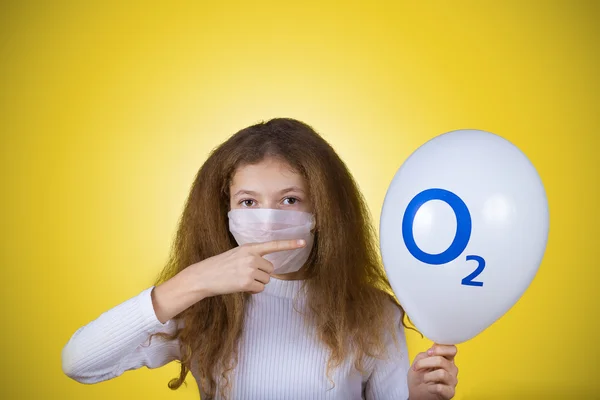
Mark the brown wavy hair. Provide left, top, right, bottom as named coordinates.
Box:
left=149, top=117, right=418, bottom=399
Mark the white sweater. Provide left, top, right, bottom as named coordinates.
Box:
left=62, top=277, right=410, bottom=399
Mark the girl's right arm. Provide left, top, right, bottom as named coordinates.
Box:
left=61, top=283, right=189, bottom=384
left=61, top=265, right=207, bottom=383
left=61, top=239, right=305, bottom=383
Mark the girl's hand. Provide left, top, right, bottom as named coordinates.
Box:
left=189, top=239, right=306, bottom=297
left=152, top=239, right=306, bottom=324
left=407, top=344, right=458, bottom=400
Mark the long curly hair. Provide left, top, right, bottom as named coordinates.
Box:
left=149, top=117, right=418, bottom=398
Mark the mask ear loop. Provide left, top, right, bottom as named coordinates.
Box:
left=309, top=212, right=317, bottom=235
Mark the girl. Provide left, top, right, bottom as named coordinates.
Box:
left=62, top=118, right=459, bottom=399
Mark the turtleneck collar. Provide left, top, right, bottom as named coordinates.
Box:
left=261, top=276, right=306, bottom=298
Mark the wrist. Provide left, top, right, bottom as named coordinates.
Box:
left=407, top=386, right=421, bottom=400
left=151, top=268, right=207, bottom=323
left=182, top=263, right=211, bottom=301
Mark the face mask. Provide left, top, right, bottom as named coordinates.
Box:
left=227, top=208, right=316, bottom=274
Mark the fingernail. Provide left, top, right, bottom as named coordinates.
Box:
left=297, top=239, right=306, bottom=246
left=427, top=348, right=433, bottom=356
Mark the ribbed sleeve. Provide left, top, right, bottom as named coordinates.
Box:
left=364, top=304, right=410, bottom=400
left=61, top=286, right=180, bottom=384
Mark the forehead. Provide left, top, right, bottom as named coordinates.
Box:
left=230, top=157, right=306, bottom=189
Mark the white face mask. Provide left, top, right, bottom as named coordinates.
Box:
left=227, top=208, right=316, bottom=274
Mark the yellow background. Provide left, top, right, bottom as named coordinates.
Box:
left=1, top=1, right=598, bottom=399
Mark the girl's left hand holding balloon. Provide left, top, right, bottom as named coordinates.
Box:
left=407, top=344, right=459, bottom=400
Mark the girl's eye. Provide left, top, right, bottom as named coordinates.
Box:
left=241, top=199, right=256, bottom=207
left=283, top=197, right=299, bottom=205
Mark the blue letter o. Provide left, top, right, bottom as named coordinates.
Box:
left=402, top=188, right=472, bottom=265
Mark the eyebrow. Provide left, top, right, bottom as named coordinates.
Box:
left=279, top=186, right=305, bottom=195
left=232, top=186, right=305, bottom=198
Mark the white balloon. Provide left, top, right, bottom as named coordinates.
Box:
left=380, top=129, right=549, bottom=344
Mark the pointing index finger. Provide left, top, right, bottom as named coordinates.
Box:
left=248, top=239, right=306, bottom=256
